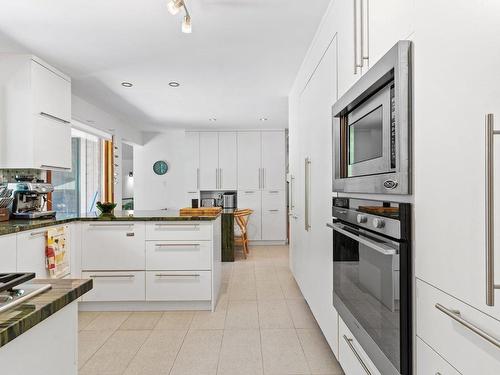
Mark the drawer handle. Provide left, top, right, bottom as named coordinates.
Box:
left=30, top=230, right=47, bottom=237
left=155, top=244, right=200, bottom=248
left=155, top=224, right=200, bottom=229
left=89, top=274, right=135, bottom=279
left=155, top=273, right=200, bottom=278
left=269, top=209, right=279, bottom=212
left=435, top=303, right=500, bottom=349
left=88, top=223, right=134, bottom=227
left=268, top=191, right=279, bottom=194
left=244, top=191, right=255, bottom=194
left=342, top=335, right=372, bottom=375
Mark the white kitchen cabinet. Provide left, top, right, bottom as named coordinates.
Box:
left=146, top=241, right=211, bottom=271
left=414, top=0, right=500, bottom=320
left=146, top=271, right=212, bottom=301
left=416, top=338, right=461, bottom=375
left=237, top=132, right=262, bottom=190
left=261, top=131, right=286, bottom=190
left=185, top=131, right=200, bottom=192
left=81, top=222, right=145, bottom=270
left=0, top=55, right=71, bottom=170
left=261, top=190, right=286, bottom=241
left=367, top=0, right=415, bottom=67
left=82, top=271, right=145, bottom=302
left=0, top=234, right=17, bottom=273
left=416, top=279, right=500, bottom=374
left=16, top=228, right=52, bottom=278
left=237, top=190, right=262, bottom=241
left=146, top=222, right=211, bottom=241
left=199, top=132, right=219, bottom=190
left=218, top=132, right=238, bottom=190
left=339, top=317, right=381, bottom=375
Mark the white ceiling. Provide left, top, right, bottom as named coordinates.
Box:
left=0, top=0, right=330, bottom=130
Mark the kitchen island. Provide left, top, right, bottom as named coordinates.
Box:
left=0, top=278, right=92, bottom=375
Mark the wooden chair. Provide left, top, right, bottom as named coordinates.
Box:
left=234, top=209, right=253, bottom=259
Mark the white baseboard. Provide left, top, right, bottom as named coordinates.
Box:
left=78, top=300, right=212, bottom=312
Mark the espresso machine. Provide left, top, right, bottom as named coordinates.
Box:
left=7, top=181, right=56, bottom=219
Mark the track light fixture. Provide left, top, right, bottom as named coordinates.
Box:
left=167, top=0, right=192, bottom=34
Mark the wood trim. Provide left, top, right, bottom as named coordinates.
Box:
left=103, top=140, right=114, bottom=203
left=46, top=171, right=52, bottom=211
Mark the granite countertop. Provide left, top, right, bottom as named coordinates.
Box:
left=0, top=209, right=222, bottom=236
left=0, top=278, right=92, bottom=348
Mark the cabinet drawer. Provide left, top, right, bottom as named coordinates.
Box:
left=82, top=222, right=145, bottom=270
left=146, top=271, right=211, bottom=301
left=416, top=338, right=460, bottom=375
left=82, top=271, right=145, bottom=302
left=339, top=318, right=381, bottom=375
left=262, top=190, right=285, bottom=210
left=146, top=222, right=211, bottom=241
left=146, top=241, right=211, bottom=271
left=416, top=279, right=500, bottom=374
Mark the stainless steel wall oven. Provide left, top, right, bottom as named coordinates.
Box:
left=328, top=197, right=411, bottom=375
left=332, top=41, right=411, bottom=194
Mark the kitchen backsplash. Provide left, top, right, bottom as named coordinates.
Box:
left=0, top=169, right=47, bottom=184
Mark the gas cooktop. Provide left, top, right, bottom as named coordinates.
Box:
left=0, top=273, right=51, bottom=313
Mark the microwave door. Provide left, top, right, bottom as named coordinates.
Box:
left=347, top=84, right=392, bottom=178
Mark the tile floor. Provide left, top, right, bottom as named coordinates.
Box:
left=78, top=245, right=344, bottom=375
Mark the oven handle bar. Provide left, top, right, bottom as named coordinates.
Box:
left=326, top=222, right=396, bottom=256
left=342, top=335, right=372, bottom=375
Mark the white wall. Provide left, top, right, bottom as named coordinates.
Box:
left=134, top=131, right=186, bottom=210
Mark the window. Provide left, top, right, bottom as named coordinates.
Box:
left=52, top=125, right=110, bottom=215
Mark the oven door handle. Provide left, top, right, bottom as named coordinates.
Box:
left=326, top=222, right=396, bottom=256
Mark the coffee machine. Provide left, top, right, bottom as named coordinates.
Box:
left=8, top=181, right=56, bottom=219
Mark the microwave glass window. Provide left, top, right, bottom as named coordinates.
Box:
left=349, top=106, right=383, bottom=164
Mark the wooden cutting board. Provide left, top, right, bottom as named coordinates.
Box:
left=179, top=207, right=222, bottom=217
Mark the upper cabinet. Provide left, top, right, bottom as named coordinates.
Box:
left=237, top=132, right=262, bottom=190
left=185, top=131, right=200, bottom=192
left=199, top=132, right=219, bottom=190
left=261, top=131, right=286, bottom=190
left=218, top=132, right=238, bottom=190
left=0, top=55, right=72, bottom=170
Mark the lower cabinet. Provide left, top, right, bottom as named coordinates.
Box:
left=416, top=337, right=460, bottom=375
left=237, top=190, right=262, bottom=240
left=81, top=271, right=145, bottom=302
left=0, top=234, right=17, bottom=273
left=146, top=271, right=212, bottom=301
left=338, top=318, right=381, bottom=375
left=146, top=241, right=211, bottom=270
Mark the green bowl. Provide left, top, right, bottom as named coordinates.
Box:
left=96, top=202, right=117, bottom=214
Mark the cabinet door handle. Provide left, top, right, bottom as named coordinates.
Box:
left=342, top=335, right=372, bottom=375
left=40, top=111, right=70, bottom=124
left=30, top=230, right=47, bottom=237
left=220, top=168, right=223, bottom=189
left=40, top=164, right=71, bottom=171
left=289, top=175, right=295, bottom=211
left=361, top=0, right=369, bottom=65
left=305, top=157, right=311, bottom=231
left=262, top=168, right=266, bottom=189
left=353, top=0, right=363, bottom=73
left=435, top=303, right=500, bottom=349
left=485, top=113, right=500, bottom=306
left=197, top=168, right=200, bottom=190
left=244, top=191, right=255, bottom=194
left=269, top=209, right=279, bottom=212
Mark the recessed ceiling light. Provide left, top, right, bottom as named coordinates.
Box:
left=169, top=81, right=180, bottom=87
left=121, top=82, right=133, bottom=88
left=259, top=117, right=268, bottom=121
left=209, top=118, right=217, bottom=122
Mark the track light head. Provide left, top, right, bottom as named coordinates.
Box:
left=182, top=15, right=192, bottom=33
left=167, top=0, right=183, bottom=15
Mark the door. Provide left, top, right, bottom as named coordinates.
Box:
left=218, top=132, right=238, bottom=190
left=414, top=0, right=500, bottom=319
left=199, top=132, right=219, bottom=190
left=237, top=190, right=262, bottom=240
left=185, top=132, right=199, bottom=192
left=367, top=0, right=415, bottom=67
left=261, top=131, right=286, bottom=190
left=237, top=132, right=261, bottom=190
left=33, top=114, right=71, bottom=170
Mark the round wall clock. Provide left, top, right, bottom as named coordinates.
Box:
left=153, top=160, right=168, bottom=175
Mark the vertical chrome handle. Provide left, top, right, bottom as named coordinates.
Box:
left=215, top=168, right=219, bottom=189
left=305, top=157, right=311, bottom=231
left=485, top=113, right=500, bottom=306
left=262, top=168, right=265, bottom=189
left=342, top=335, right=371, bottom=375
left=289, top=175, right=295, bottom=211
left=196, top=168, right=200, bottom=190
left=353, top=0, right=363, bottom=73
left=361, top=0, right=369, bottom=66
left=220, top=168, right=223, bottom=189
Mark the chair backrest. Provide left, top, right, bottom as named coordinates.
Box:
left=234, top=209, right=253, bottom=234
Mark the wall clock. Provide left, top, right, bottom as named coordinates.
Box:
left=153, top=160, right=169, bottom=175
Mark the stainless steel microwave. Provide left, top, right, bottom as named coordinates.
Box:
left=332, top=41, right=411, bottom=195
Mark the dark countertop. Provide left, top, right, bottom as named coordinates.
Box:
left=0, top=209, right=221, bottom=236
left=0, top=278, right=93, bottom=348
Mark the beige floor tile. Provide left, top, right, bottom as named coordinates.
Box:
left=155, top=311, right=194, bottom=330
left=261, top=329, right=310, bottom=375
left=83, top=311, right=131, bottom=331
left=281, top=279, right=305, bottom=300
left=225, top=300, right=259, bottom=329
left=287, top=300, right=319, bottom=329
left=256, top=279, right=285, bottom=300
left=218, top=329, right=263, bottom=375
left=297, top=329, right=343, bottom=374
left=78, top=311, right=100, bottom=331
left=170, top=329, right=223, bottom=375
left=229, top=283, right=257, bottom=301
left=190, top=308, right=227, bottom=330
left=119, top=312, right=162, bottom=330
left=123, top=329, right=186, bottom=375
left=258, top=300, right=294, bottom=329
left=79, top=330, right=150, bottom=375
left=78, top=330, right=114, bottom=369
